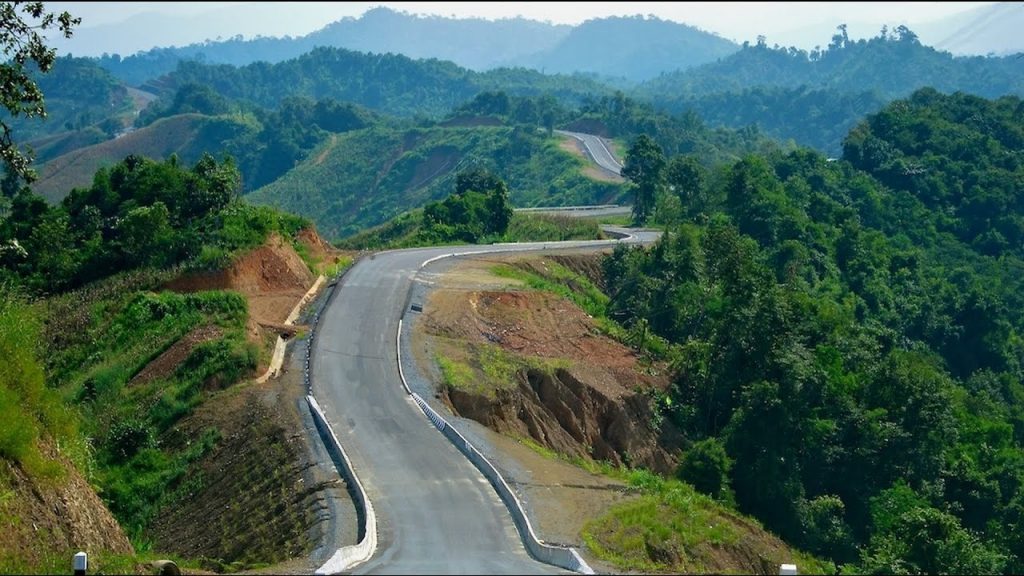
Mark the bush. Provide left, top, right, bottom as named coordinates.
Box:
left=677, top=437, right=732, bottom=501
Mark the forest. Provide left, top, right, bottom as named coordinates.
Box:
left=608, top=89, right=1024, bottom=572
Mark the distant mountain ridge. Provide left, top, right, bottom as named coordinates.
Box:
left=512, top=14, right=737, bottom=82
left=916, top=2, right=1024, bottom=57
left=94, top=6, right=738, bottom=86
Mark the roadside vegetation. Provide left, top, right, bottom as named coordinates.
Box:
left=1, top=152, right=321, bottom=567
left=337, top=168, right=605, bottom=250
left=602, top=90, right=1024, bottom=573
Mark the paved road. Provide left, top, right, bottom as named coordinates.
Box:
left=554, top=130, right=624, bottom=175
left=516, top=205, right=632, bottom=219
left=311, top=232, right=657, bottom=574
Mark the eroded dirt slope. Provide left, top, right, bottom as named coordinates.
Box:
left=129, top=229, right=351, bottom=570
left=423, top=287, right=682, bottom=474
left=0, top=442, right=133, bottom=572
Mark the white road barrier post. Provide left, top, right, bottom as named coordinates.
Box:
left=73, top=552, right=87, bottom=576
left=779, top=563, right=798, bottom=575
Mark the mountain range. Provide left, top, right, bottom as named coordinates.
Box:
left=93, top=6, right=740, bottom=86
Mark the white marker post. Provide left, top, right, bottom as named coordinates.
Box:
left=779, top=563, right=798, bottom=575
left=73, top=551, right=87, bottom=576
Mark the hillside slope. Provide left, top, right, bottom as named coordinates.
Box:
left=408, top=252, right=826, bottom=574
left=32, top=114, right=257, bottom=202
left=1, top=441, right=133, bottom=574
left=247, top=124, right=626, bottom=240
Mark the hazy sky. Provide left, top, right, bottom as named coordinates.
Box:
left=46, top=2, right=995, bottom=56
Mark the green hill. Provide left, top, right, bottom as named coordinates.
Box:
left=142, top=47, right=612, bottom=120
left=637, top=29, right=1024, bottom=154
left=246, top=124, right=626, bottom=240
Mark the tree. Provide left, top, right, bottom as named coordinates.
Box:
left=666, top=155, right=706, bottom=219
left=0, top=2, right=80, bottom=182
left=422, top=168, right=512, bottom=243
left=622, top=134, right=665, bottom=226
left=677, top=437, right=733, bottom=500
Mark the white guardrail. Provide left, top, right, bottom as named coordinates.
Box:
left=514, top=204, right=622, bottom=212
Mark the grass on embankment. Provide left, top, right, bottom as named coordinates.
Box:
left=582, top=469, right=830, bottom=574
left=44, top=279, right=257, bottom=544
left=435, top=338, right=567, bottom=399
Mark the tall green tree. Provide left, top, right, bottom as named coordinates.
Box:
left=666, top=154, right=707, bottom=220
left=622, top=134, right=666, bottom=225
left=0, top=2, right=80, bottom=182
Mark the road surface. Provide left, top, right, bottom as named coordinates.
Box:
left=554, top=130, right=624, bottom=176
left=311, top=232, right=657, bottom=574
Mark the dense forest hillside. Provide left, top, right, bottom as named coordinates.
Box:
left=603, top=89, right=1024, bottom=573
left=0, top=153, right=331, bottom=570
left=1, top=57, right=133, bottom=143
left=137, top=47, right=611, bottom=120
left=246, top=88, right=784, bottom=240
left=642, top=27, right=1024, bottom=100
left=31, top=114, right=257, bottom=202
left=643, top=28, right=1024, bottom=154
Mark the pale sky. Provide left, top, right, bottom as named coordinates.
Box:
left=46, top=2, right=996, bottom=56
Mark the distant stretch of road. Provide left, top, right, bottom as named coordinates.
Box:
left=515, top=205, right=632, bottom=219
left=311, top=231, right=656, bottom=574
left=554, top=129, right=624, bottom=176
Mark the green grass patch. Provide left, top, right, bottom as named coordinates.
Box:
left=435, top=339, right=567, bottom=399
left=588, top=213, right=632, bottom=227
left=491, top=261, right=609, bottom=319
left=582, top=469, right=831, bottom=574
left=436, top=355, right=476, bottom=393
left=503, top=212, right=603, bottom=242
left=323, top=255, right=354, bottom=278
left=0, top=287, right=78, bottom=482
left=39, top=285, right=256, bottom=540
left=517, top=435, right=621, bottom=477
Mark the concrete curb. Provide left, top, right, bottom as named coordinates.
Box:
left=398, top=253, right=595, bottom=575
left=298, top=260, right=379, bottom=575
left=308, top=395, right=378, bottom=575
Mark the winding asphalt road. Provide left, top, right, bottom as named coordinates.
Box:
left=554, top=130, right=624, bottom=175
left=311, top=231, right=658, bottom=574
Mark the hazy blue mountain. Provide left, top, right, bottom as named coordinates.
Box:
left=93, top=8, right=736, bottom=87
left=513, top=15, right=738, bottom=82
left=639, top=28, right=1024, bottom=155
left=915, top=2, right=1024, bottom=56
left=305, top=7, right=570, bottom=71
